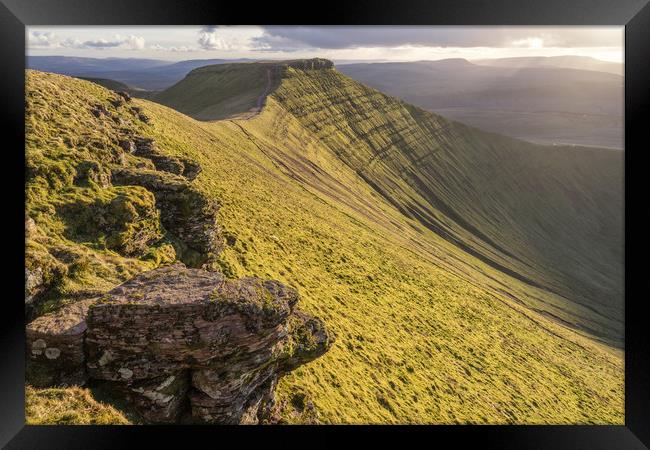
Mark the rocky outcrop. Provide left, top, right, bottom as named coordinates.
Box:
left=25, top=264, right=333, bottom=424
left=116, top=91, right=132, bottom=102
left=285, top=58, right=334, bottom=71
left=26, top=299, right=95, bottom=387
left=112, top=168, right=222, bottom=264
left=114, top=137, right=203, bottom=181
left=74, top=160, right=112, bottom=188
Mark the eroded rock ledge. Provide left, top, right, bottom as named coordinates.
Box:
left=26, top=264, right=333, bottom=424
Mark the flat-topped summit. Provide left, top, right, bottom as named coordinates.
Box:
left=154, top=58, right=335, bottom=120
left=190, top=58, right=334, bottom=75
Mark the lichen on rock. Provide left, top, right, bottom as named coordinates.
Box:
left=26, top=298, right=95, bottom=387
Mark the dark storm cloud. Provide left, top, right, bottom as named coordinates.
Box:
left=252, top=26, right=621, bottom=50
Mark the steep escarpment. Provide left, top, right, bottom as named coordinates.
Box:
left=266, top=65, right=623, bottom=347
left=26, top=68, right=623, bottom=425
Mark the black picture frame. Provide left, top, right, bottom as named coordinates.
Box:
left=1, top=0, right=648, bottom=447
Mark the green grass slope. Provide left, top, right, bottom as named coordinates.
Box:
left=25, top=68, right=623, bottom=424
left=152, top=62, right=273, bottom=120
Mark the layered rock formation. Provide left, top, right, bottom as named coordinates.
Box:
left=27, top=299, right=94, bottom=387
left=25, top=264, right=333, bottom=424
left=111, top=168, right=221, bottom=264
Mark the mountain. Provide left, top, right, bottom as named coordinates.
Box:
left=27, top=55, right=254, bottom=90
left=76, top=77, right=133, bottom=91
left=338, top=59, right=623, bottom=148
left=27, top=55, right=170, bottom=72
left=25, top=60, right=623, bottom=424
left=75, top=77, right=158, bottom=101
left=153, top=60, right=282, bottom=120
left=472, top=55, right=623, bottom=75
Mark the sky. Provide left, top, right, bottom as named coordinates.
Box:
left=26, top=26, right=624, bottom=63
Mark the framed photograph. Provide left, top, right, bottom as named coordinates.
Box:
left=1, top=0, right=648, bottom=447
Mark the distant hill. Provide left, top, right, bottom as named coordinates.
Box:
left=75, top=77, right=158, bottom=100
left=28, top=55, right=254, bottom=90
left=338, top=59, right=623, bottom=148
left=472, top=55, right=623, bottom=75
left=76, top=77, right=135, bottom=92
left=27, top=55, right=170, bottom=73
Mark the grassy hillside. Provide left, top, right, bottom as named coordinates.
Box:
left=25, top=67, right=623, bottom=424
left=153, top=62, right=274, bottom=120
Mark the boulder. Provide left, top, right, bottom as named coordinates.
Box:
left=116, top=91, right=132, bottom=102
left=90, top=104, right=109, bottom=118
left=26, top=299, right=95, bottom=387
left=118, top=139, right=136, bottom=154
left=85, top=265, right=296, bottom=380
left=84, top=263, right=332, bottom=423
left=25, top=264, right=333, bottom=423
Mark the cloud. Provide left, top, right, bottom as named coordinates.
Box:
left=28, top=31, right=145, bottom=50
left=149, top=43, right=198, bottom=52
left=28, top=31, right=59, bottom=48
left=81, top=35, right=145, bottom=50
left=251, top=26, right=623, bottom=51
left=198, top=26, right=236, bottom=50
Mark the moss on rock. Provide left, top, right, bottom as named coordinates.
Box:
left=59, top=186, right=163, bottom=257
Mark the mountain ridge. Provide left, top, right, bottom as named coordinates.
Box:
left=25, top=65, right=623, bottom=424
